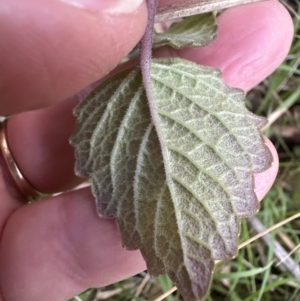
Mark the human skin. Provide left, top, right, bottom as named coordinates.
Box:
left=0, top=0, right=293, bottom=300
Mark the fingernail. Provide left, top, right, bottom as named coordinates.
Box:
left=59, top=0, right=144, bottom=14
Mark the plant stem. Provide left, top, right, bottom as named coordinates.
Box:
left=139, top=0, right=175, bottom=210
left=140, top=0, right=158, bottom=84
left=155, top=0, right=269, bottom=23
left=140, top=0, right=157, bottom=109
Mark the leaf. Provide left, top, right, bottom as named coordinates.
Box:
left=153, top=13, right=217, bottom=49
left=70, top=58, right=272, bottom=301
left=71, top=68, right=144, bottom=218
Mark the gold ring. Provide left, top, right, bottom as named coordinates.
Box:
left=0, top=119, right=48, bottom=202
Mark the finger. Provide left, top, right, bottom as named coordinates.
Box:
left=176, top=0, right=294, bottom=91
left=254, top=138, right=279, bottom=201
left=6, top=98, right=81, bottom=193
left=0, top=0, right=147, bottom=115
left=0, top=154, right=21, bottom=233
left=4, top=0, right=291, bottom=196
left=0, top=188, right=147, bottom=301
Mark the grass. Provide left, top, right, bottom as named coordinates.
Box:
left=70, top=1, right=300, bottom=300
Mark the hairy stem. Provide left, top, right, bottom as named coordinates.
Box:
left=140, top=0, right=157, bottom=81
left=140, top=0, right=158, bottom=112
left=155, top=0, right=269, bottom=23
left=139, top=0, right=174, bottom=188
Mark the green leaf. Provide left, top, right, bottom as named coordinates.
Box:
left=213, top=261, right=273, bottom=280
left=153, top=13, right=218, bottom=49
left=70, top=58, right=272, bottom=301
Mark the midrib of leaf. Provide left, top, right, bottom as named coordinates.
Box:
left=140, top=0, right=171, bottom=195
left=146, top=75, right=216, bottom=300
left=147, top=65, right=192, bottom=296
left=140, top=1, right=192, bottom=287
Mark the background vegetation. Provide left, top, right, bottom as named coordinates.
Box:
left=70, top=1, right=300, bottom=300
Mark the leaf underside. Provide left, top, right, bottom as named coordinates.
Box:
left=70, top=58, right=272, bottom=301
left=154, top=13, right=218, bottom=49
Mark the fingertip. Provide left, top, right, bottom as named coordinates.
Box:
left=0, top=0, right=147, bottom=114
left=179, top=0, right=294, bottom=91
left=254, top=138, right=279, bottom=201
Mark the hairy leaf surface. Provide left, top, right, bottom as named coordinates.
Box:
left=71, top=58, right=272, bottom=301
left=153, top=13, right=217, bottom=49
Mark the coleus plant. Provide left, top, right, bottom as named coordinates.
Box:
left=70, top=0, right=272, bottom=300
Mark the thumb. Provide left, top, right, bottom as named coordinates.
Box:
left=0, top=0, right=146, bottom=115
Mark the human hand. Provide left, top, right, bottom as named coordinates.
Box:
left=0, top=1, right=293, bottom=300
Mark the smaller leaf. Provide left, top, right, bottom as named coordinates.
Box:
left=153, top=13, right=217, bottom=49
